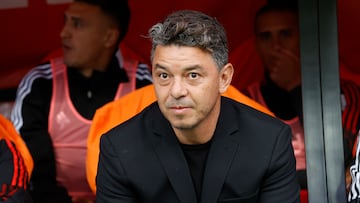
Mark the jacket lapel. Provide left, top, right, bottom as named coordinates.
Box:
left=201, top=98, right=239, bottom=203
left=149, top=106, right=198, bottom=203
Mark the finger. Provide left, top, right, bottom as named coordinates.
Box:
left=279, top=48, right=299, bottom=62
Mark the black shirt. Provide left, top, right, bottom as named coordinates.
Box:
left=181, top=141, right=212, bottom=201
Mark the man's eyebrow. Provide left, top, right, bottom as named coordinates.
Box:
left=153, top=64, right=202, bottom=71
left=64, top=13, right=82, bottom=22
left=70, top=16, right=82, bottom=22
left=154, top=64, right=167, bottom=70
left=184, top=65, right=202, bottom=71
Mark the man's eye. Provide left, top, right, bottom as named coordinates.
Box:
left=258, top=32, right=270, bottom=41
left=73, top=20, right=82, bottom=28
left=159, top=73, right=168, bottom=79
left=189, top=72, right=199, bottom=79
left=280, top=30, right=291, bottom=38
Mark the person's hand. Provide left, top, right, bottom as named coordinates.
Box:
left=346, top=165, right=352, bottom=195
left=292, top=132, right=306, bottom=170
left=268, top=48, right=301, bottom=91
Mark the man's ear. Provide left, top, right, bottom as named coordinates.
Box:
left=104, top=29, right=120, bottom=48
left=219, top=63, right=234, bottom=93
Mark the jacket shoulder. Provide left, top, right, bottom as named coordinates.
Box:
left=102, top=102, right=158, bottom=141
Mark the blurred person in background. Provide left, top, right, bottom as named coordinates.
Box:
left=10, top=0, right=152, bottom=202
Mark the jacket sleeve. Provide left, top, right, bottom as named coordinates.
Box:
left=96, top=133, right=139, bottom=203
left=0, top=188, right=33, bottom=203
left=259, top=124, right=300, bottom=203
left=135, top=63, right=152, bottom=89
left=0, top=139, right=31, bottom=202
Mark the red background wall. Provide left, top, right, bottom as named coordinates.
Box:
left=0, top=0, right=359, bottom=90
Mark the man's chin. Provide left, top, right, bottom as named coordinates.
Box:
left=170, top=120, right=197, bottom=130
left=62, top=57, right=75, bottom=67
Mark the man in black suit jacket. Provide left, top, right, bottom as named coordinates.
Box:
left=96, top=10, right=300, bottom=203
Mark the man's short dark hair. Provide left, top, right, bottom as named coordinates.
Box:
left=149, top=10, right=229, bottom=69
left=254, top=1, right=298, bottom=32
left=256, top=1, right=298, bottom=18
left=75, top=0, right=130, bottom=43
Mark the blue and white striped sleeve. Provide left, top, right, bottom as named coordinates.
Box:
left=11, top=63, right=52, bottom=132
left=135, top=63, right=152, bottom=88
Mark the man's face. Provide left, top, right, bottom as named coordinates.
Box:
left=60, top=2, right=114, bottom=69
left=152, top=45, right=226, bottom=133
left=255, top=10, right=300, bottom=73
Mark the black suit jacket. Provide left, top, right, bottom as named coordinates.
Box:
left=96, top=97, right=300, bottom=203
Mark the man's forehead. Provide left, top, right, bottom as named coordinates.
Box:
left=65, top=2, right=101, bottom=18
left=256, top=12, right=298, bottom=32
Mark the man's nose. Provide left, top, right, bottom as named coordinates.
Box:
left=170, top=78, right=187, bottom=99
left=271, top=37, right=282, bottom=51
left=60, top=24, right=70, bottom=39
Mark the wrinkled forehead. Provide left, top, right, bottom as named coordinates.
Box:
left=152, top=45, right=218, bottom=71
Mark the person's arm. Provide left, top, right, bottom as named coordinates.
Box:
left=96, top=134, right=138, bottom=203
left=135, top=63, right=152, bottom=89
left=0, top=188, right=33, bottom=203
left=268, top=47, right=303, bottom=121
left=289, top=85, right=303, bottom=124
left=259, top=124, right=300, bottom=203
left=348, top=132, right=360, bottom=203
left=0, top=139, right=32, bottom=203
left=340, top=80, right=360, bottom=163
left=11, top=65, right=72, bottom=203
